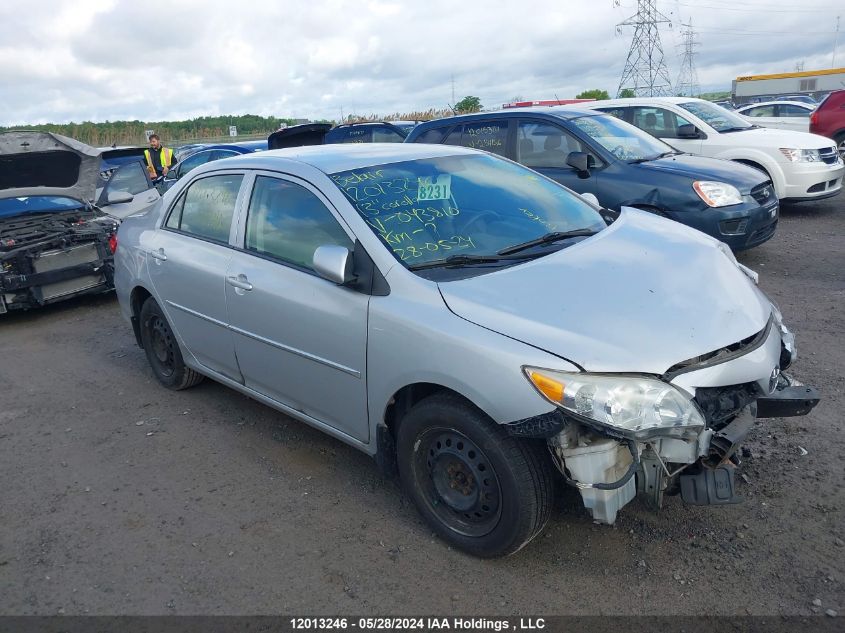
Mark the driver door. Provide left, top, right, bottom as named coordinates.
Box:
left=515, top=120, right=597, bottom=196
left=98, top=161, right=160, bottom=219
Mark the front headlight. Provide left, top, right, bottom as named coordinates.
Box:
left=779, top=148, right=821, bottom=163
left=524, top=368, right=706, bottom=441
left=693, top=181, right=743, bottom=207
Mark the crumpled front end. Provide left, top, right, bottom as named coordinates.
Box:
left=510, top=307, right=819, bottom=524
left=0, top=211, right=118, bottom=313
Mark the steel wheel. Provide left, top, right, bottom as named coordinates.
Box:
left=416, top=428, right=502, bottom=537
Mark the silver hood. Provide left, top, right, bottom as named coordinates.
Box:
left=0, top=131, right=102, bottom=203
left=439, top=209, right=772, bottom=375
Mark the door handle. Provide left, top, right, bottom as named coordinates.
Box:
left=226, top=274, right=253, bottom=291
left=149, top=248, right=167, bottom=262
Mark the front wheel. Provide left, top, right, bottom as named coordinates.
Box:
left=139, top=297, right=204, bottom=390
left=396, top=393, right=555, bottom=557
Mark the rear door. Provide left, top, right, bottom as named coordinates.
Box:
left=515, top=119, right=597, bottom=195
left=147, top=172, right=246, bottom=382
left=225, top=173, right=370, bottom=442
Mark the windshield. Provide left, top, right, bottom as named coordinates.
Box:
left=679, top=101, right=753, bottom=132
left=330, top=154, right=605, bottom=270
left=0, top=196, right=85, bottom=219
left=571, top=114, right=675, bottom=162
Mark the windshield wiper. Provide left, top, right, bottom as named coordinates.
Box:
left=628, top=150, right=682, bottom=164
left=719, top=126, right=752, bottom=133
left=407, top=253, right=518, bottom=271
left=497, top=229, right=598, bottom=256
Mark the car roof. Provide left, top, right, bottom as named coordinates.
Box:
left=198, top=142, right=483, bottom=174
left=583, top=97, right=701, bottom=107
left=413, top=107, right=602, bottom=129
left=736, top=101, right=814, bottom=109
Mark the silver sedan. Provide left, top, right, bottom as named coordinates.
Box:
left=114, top=144, right=818, bottom=557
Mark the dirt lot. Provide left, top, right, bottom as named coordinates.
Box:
left=1, top=197, right=843, bottom=616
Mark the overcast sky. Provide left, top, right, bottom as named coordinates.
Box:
left=0, top=0, right=842, bottom=126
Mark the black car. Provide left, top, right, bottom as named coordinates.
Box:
left=0, top=132, right=119, bottom=313
left=267, top=121, right=415, bottom=150
left=405, top=108, right=779, bottom=250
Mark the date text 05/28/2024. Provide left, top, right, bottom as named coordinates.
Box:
left=290, top=617, right=547, bottom=631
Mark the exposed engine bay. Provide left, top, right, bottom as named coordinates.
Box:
left=0, top=206, right=118, bottom=312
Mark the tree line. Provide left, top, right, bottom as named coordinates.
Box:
left=0, top=115, right=295, bottom=147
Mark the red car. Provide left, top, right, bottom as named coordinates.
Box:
left=810, top=90, right=845, bottom=160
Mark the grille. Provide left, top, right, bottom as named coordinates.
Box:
left=694, top=382, right=762, bottom=430
left=819, top=147, right=838, bottom=165
left=750, top=182, right=774, bottom=205
left=33, top=243, right=99, bottom=273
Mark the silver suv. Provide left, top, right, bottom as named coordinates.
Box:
left=114, top=144, right=818, bottom=557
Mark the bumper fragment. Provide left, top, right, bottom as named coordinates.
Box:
left=680, top=464, right=742, bottom=505
left=755, top=385, right=819, bottom=418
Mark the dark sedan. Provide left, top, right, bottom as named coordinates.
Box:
left=162, top=140, right=268, bottom=190
left=406, top=108, right=779, bottom=250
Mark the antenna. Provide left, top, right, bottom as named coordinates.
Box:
left=616, top=0, right=674, bottom=97
left=676, top=19, right=700, bottom=97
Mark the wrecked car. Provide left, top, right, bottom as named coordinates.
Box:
left=0, top=132, right=118, bottom=313
left=114, top=144, right=819, bottom=557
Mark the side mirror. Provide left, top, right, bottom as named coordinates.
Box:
left=164, top=168, right=178, bottom=181
left=106, top=190, right=134, bottom=204
left=677, top=124, right=701, bottom=139
left=313, top=245, right=355, bottom=285
left=566, top=151, right=591, bottom=176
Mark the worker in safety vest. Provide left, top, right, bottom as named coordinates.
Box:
left=144, top=134, right=176, bottom=179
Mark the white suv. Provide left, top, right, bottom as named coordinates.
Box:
left=580, top=97, right=843, bottom=202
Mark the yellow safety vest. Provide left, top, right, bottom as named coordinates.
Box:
left=144, top=147, right=173, bottom=176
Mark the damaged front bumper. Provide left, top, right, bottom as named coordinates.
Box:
left=511, top=315, right=820, bottom=524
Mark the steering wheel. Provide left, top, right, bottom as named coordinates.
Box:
left=459, top=210, right=501, bottom=235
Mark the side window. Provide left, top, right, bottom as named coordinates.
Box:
left=595, top=107, right=629, bottom=121
left=371, top=127, right=405, bottom=143
left=778, top=104, right=810, bottom=118
left=516, top=121, right=585, bottom=168
left=631, top=107, right=692, bottom=138
left=460, top=121, right=508, bottom=156
left=746, top=105, right=775, bottom=117
left=335, top=128, right=371, bottom=143
left=442, top=126, right=464, bottom=146
left=178, top=151, right=215, bottom=179
left=244, top=176, right=353, bottom=271
left=166, top=174, right=243, bottom=243
left=416, top=126, right=452, bottom=144
left=105, top=161, right=150, bottom=196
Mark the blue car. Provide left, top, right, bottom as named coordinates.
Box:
left=405, top=108, right=779, bottom=250
left=163, top=140, right=268, bottom=190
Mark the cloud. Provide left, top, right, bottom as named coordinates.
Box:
left=0, top=0, right=840, bottom=126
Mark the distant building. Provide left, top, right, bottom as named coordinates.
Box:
left=732, top=67, right=845, bottom=104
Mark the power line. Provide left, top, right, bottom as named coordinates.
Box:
left=676, top=19, right=700, bottom=97
left=616, top=0, right=674, bottom=97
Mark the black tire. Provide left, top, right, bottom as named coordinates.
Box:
left=396, top=393, right=555, bottom=558
left=835, top=132, right=845, bottom=161
left=139, top=297, right=204, bottom=390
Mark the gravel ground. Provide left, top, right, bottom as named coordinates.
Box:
left=1, top=196, right=843, bottom=616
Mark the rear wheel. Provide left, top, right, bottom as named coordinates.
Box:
left=139, top=297, right=204, bottom=390
left=396, top=393, right=555, bottom=557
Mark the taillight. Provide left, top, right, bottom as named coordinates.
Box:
left=108, top=233, right=118, bottom=254
left=810, top=111, right=818, bottom=126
